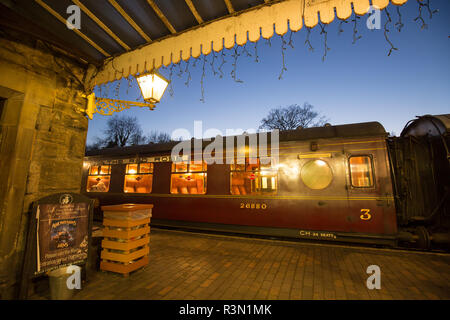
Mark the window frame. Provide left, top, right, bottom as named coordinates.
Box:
left=123, top=162, right=154, bottom=194
left=348, top=155, right=375, bottom=189
left=230, top=155, right=278, bottom=195
left=88, top=164, right=111, bottom=176
left=86, top=164, right=111, bottom=193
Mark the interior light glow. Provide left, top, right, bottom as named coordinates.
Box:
left=136, top=70, right=170, bottom=104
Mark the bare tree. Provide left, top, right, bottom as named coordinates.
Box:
left=129, top=127, right=147, bottom=146
left=259, top=103, right=328, bottom=131
left=85, top=137, right=104, bottom=152
left=85, top=117, right=173, bottom=152
left=103, top=115, right=143, bottom=147
left=146, top=130, right=172, bottom=144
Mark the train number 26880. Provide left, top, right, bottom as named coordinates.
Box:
left=240, top=203, right=267, bottom=210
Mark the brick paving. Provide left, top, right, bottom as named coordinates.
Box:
left=35, top=229, right=450, bottom=300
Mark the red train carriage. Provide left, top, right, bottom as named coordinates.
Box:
left=82, top=121, right=400, bottom=247
left=82, top=115, right=450, bottom=249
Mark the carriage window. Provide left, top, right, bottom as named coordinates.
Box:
left=349, top=156, right=374, bottom=187
left=301, top=160, right=333, bottom=190
left=230, top=156, right=277, bottom=195
left=171, top=161, right=207, bottom=194
left=260, top=164, right=278, bottom=194
left=124, top=163, right=154, bottom=193
left=86, top=165, right=111, bottom=192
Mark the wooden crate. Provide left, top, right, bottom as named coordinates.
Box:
left=100, top=204, right=153, bottom=276
left=100, top=256, right=149, bottom=276
left=103, top=225, right=151, bottom=239
left=102, top=234, right=149, bottom=251
left=103, top=217, right=150, bottom=228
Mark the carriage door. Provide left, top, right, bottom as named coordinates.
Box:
left=346, top=154, right=380, bottom=233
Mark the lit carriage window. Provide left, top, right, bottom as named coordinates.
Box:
left=230, top=156, right=277, bottom=195
left=86, top=165, right=111, bottom=192
left=246, top=157, right=260, bottom=172
left=301, top=160, right=333, bottom=190
left=171, top=161, right=207, bottom=194
left=100, top=165, right=110, bottom=175
left=173, top=162, right=188, bottom=172
left=260, top=164, right=277, bottom=194
left=349, top=156, right=374, bottom=187
left=126, top=163, right=138, bottom=174
left=124, top=163, right=154, bottom=193
left=89, top=166, right=98, bottom=175
left=139, top=163, right=152, bottom=173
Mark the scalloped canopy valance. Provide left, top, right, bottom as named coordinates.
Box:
left=89, top=0, right=408, bottom=88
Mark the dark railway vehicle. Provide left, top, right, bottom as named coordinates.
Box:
left=82, top=114, right=450, bottom=250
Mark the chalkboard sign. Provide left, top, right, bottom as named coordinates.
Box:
left=19, top=193, right=94, bottom=299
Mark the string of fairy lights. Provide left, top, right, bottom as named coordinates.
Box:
left=384, top=6, right=398, bottom=56
left=414, top=0, right=439, bottom=29
left=97, top=0, right=439, bottom=104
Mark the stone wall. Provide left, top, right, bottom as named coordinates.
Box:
left=0, top=34, right=89, bottom=299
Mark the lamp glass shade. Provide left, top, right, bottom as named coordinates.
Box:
left=136, top=71, right=169, bottom=103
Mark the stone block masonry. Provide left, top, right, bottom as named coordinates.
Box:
left=0, top=31, right=90, bottom=299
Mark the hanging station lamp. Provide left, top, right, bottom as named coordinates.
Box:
left=83, top=69, right=170, bottom=119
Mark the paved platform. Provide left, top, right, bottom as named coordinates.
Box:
left=36, top=229, right=450, bottom=300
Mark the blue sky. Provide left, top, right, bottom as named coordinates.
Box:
left=88, top=0, right=449, bottom=144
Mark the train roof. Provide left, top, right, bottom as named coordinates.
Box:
left=85, top=121, right=386, bottom=158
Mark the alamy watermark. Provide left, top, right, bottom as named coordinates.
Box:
left=366, top=265, right=381, bottom=290
left=366, top=6, right=382, bottom=30
left=66, top=5, right=81, bottom=30
left=170, top=121, right=279, bottom=166
left=66, top=265, right=81, bottom=290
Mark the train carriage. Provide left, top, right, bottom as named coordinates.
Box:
left=82, top=121, right=400, bottom=247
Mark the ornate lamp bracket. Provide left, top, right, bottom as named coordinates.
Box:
left=79, top=93, right=155, bottom=119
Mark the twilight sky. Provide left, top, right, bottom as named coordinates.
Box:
left=87, top=0, right=449, bottom=144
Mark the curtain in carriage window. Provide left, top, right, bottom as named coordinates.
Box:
left=87, top=165, right=111, bottom=192
left=349, top=156, right=374, bottom=187
left=170, top=161, right=207, bottom=195
left=124, top=163, right=154, bottom=193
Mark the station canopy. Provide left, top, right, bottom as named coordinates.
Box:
left=1, top=0, right=407, bottom=88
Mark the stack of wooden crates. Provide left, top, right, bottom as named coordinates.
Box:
left=100, top=204, right=153, bottom=277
